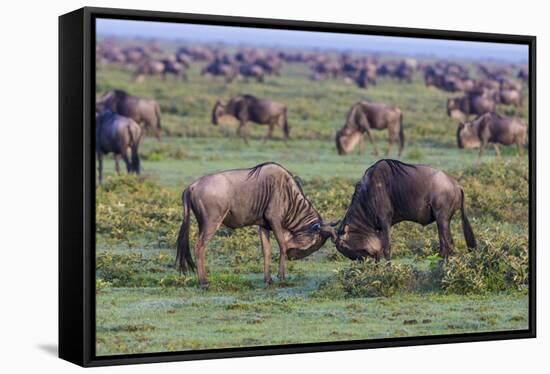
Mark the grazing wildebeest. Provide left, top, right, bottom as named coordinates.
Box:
left=499, top=89, right=523, bottom=112
left=96, top=90, right=162, bottom=141
left=238, top=63, right=264, bottom=82
left=95, top=110, right=141, bottom=184
left=201, top=61, right=237, bottom=82
left=334, top=160, right=476, bottom=262
left=447, top=94, right=496, bottom=120
left=335, top=101, right=404, bottom=156
left=457, top=112, right=527, bottom=165
left=211, top=95, right=289, bottom=144
left=175, top=162, right=337, bottom=286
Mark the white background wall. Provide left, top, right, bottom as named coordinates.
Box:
left=0, top=0, right=546, bottom=372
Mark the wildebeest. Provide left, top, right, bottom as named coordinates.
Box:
left=447, top=94, right=497, bottom=120
left=175, top=162, right=337, bottom=286
left=457, top=112, right=527, bottom=165
left=211, top=95, right=289, bottom=144
left=95, top=110, right=141, bottom=184
left=201, top=60, right=237, bottom=82
left=335, top=101, right=404, bottom=156
left=334, top=160, right=476, bottom=261
left=238, top=63, right=264, bottom=82
left=96, top=90, right=163, bottom=141
left=499, top=89, right=523, bottom=112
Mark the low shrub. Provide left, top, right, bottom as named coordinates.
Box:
left=441, top=236, right=528, bottom=295
left=335, top=259, right=414, bottom=297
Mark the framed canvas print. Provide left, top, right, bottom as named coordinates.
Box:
left=59, top=6, right=536, bottom=367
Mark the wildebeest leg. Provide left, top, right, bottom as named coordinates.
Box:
left=114, top=155, right=121, bottom=175
left=264, top=124, right=274, bottom=142
left=365, top=129, right=379, bottom=155
left=435, top=215, right=454, bottom=259
left=386, top=138, right=393, bottom=156
left=96, top=152, right=103, bottom=185
left=493, top=144, right=502, bottom=160
left=120, top=149, right=131, bottom=173
left=381, top=225, right=391, bottom=262
left=259, top=227, right=273, bottom=284
left=358, top=135, right=365, bottom=155
left=477, top=141, right=486, bottom=166
left=517, top=140, right=524, bottom=157
left=237, top=121, right=249, bottom=145
left=269, top=222, right=288, bottom=281
left=194, top=224, right=218, bottom=287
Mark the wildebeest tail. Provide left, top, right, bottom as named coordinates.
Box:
left=460, top=189, right=476, bottom=249
left=283, top=108, right=290, bottom=140
left=176, top=188, right=196, bottom=273
left=154, top=102, right=162, bottom=141
left=398, top=111, right=405, bottom=156
left=128, top=126, right=141, bottom=174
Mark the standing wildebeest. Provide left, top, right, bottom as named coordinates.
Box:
left=176, top=162, right=337, bottom=286
left=335, top=160, right=476, bottom=261
left=96, top=90, right=162, bottom=141
left=447, top=94, right=497, bottom=120
left=95, top=110, right=141, bottom=184
left=335, top=101, right=404, bottom=157
left=499, top=89, right=523, bottom=112
left=457, top=112, right=527, bottom=165
left=211, top=95, right=289, bottom=144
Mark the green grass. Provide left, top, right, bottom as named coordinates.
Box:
left=95, top=52, right=530, bottom=356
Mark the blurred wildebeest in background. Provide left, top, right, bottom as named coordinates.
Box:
left=96, top=110, right=142, bottom=184
left=212, top=95, right=289, bottom=144
left=336, top=101, right=404, bottom=156
left=238, top=63, right=264, bottom=82
left=447, top=93, right=496, bottom=120
left=96, top=90, right=163, bottom=141
left=176, top=162, right=337, bottom=286
left=133, top=59, right=165, bottom=82
left=335, top=160, right=476, bottom=261
left=517, top=68, right=529, bottom=83
left=201, top=59, right=237, bottom=82
left=457, top=112, right=527, bottom=165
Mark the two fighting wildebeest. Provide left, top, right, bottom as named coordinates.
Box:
left=176, top=161, right=476, bottom=287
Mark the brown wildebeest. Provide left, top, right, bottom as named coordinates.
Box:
left=96, top=90, right=162, bottom=141
left=335, top=160, right=476, bottom=261
left=95, top=110, right=141, bottom=184
left=499, top=89, right=523, bottom=112
left=457, top=112, right=527, bottom=165
left=175, top=162, right=337, bottom=286
left=335, top=101, right=404, bottom=156
left=447, top=94, right=496, bottom=120
left=211, top=95, right=289, bottom=144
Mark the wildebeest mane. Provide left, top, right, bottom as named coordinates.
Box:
left=341, top=160, right=417, bottom=232
left=246, top=162, right=318, bottom=230
left=111, top=89, right=129, bottom=103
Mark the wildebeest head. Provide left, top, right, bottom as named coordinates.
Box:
left=334, top=222, right=385, bottom=261
left=335, top=127, right=362, bottom=155
left=286, top=219, right=339, bottom=260
left=456, top=121, right=481, bottom=149
left=211, top=99, right=225, bottom=125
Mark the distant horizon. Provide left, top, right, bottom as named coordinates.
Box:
left=97, top=18, right=529, bottom=64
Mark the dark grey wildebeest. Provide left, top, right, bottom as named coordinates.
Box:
left=335, top=160, right=476, bottom=262
left=95, top=110, right=141, bottom=184
left=176, top=162, right=337, bottom=286
left=211, top=95, right=290, bottom=144
left=96, top=90, right=162, bottom=141
left=335, top=101, right=404, bottom=157
left=457, top=112, right=527, bottom=165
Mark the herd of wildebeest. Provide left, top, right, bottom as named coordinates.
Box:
left=96, top=39, right=528, bottom=286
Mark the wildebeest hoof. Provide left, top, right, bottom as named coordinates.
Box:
left=199, top=281, right=210, bottom=289
left=264, top=277, right=273, bottom=285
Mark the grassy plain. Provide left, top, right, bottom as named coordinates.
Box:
left=95, top=57, right=529, bottom=355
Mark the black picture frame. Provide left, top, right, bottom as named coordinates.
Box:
left=59, top=6, right=536, bottom=367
